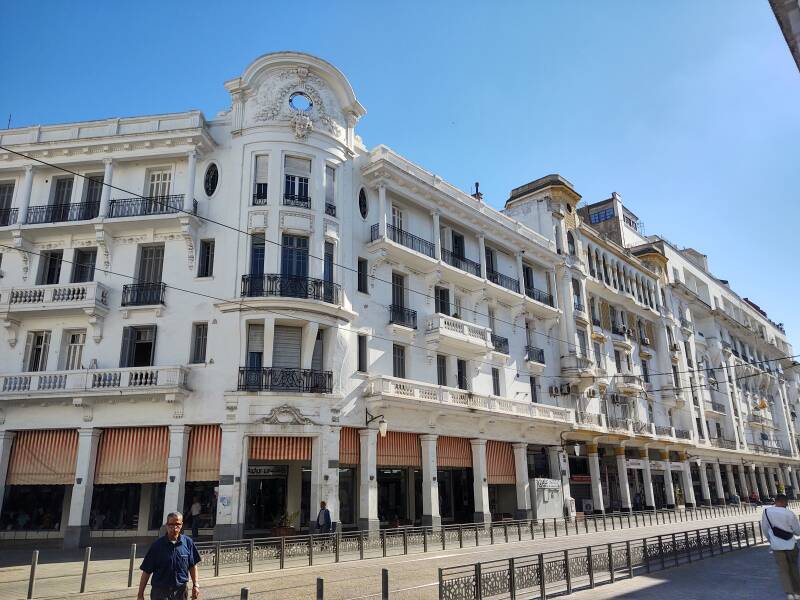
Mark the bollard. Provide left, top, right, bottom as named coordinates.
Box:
left=308, top=535, right=314, bottom=566
left=382, top=530, right=387, bottom=557
left=442, top=526, right=447, bottom=550
left=509, top=557, right=517, bottom=599
left=503, top=523, right=508, bottom=543
left=215, top=542, right=222, bottom=576
left=489, top=524, right=495, bottom=544
left=249, top=539, right=255, bottom=573
left=459, top=524, right=464, bottom=548
left=423, top=527, right=428, bottom=552
left=475, top=563, right=483, bottom=600
left=538, top=553, right=546, bottom=599
left=279, top=538, right=285, bottom=570
left=27, top=550, right=38, bottom=600
left=359, top=530, right=365, bottom=560
left=672, top=533, right=678, bottom=567
left=587, top=546, right=595, bottom=587
left=335, top=531, right=340, bottom=563
left=644, top=538, right=651, bottom=573
left=584, top=517, right=589, bottom=534
left=402, top=528, right=408, bottom=554
left=80, top=546, right=91, bottom=593
left=553, top=518, right=558, bottom=537
left=316, top=577, right=324, bottom=600
left=128, top=543, right=137, bottom=587
left=564, top=549, right=572, bottom=593
left=608, top=543, right=615, bottom=583
left=659, top=535, right=665, bottom=569
left=626, top=540, right=633, bottom=577
left=381, top=568, right=389, bottom=600
left=685, top=531, right=691, bottom=563
left=240, top=588, right=249, bottom=599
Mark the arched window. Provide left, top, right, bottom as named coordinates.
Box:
left=567, top=231, right=576, bottom=256
left=358, top=188, right=368, bottom=219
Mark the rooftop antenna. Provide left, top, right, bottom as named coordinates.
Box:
left=472, top=181, right=483, bottom=202
left=6, top=114, right=10, bottom=129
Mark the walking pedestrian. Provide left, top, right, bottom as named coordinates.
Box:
left=761, top=493, right=800, bottom=599
left=137, top=512, right=201, bottom=600
left=315, top=501, right=332, bottom=533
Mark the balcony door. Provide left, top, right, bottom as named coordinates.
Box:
left=435, top=286, right=450, bottom=316
left=281, top=234, right=309, bottom=296
left=391, top=205, right=404, bottom=231
left=119, top=325, right=156, bottom=368
left=61, top=329, right=86, bottom=370
left=272, top=326, right=303, bottom=390
left=148, top=170, right=172, bottom=197
left=138, top=245, right=164, bottom=283
left=451, top=232, right=465, bottom=259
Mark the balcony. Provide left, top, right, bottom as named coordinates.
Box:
left=705, top=400, right=727, bottom=414
left=121, top=283, right=166, bottom=307
left=611, top=323, right=627, bottom=337
left=0, top=281, right=109, bottom=317
left=252, top=185, right=268, bottom=206
left=709, top=437, right=737, bottom=450
left=425, top=313, right=492, bottom=356
left=654, top=425, right=673, bottom=437
left=575, top=411, right=606, bottom=429
left=748, top=413, right=776, bottom=428
left=0, top=207, right=18, bottom=227
left=237, top=367, right=332, bottom=393
left=607, top=417, right=632, bottom=433
left=366, top=375, right=575, bottom=426
left=490, top=333, right=509, bottom=354
left=614, top=374, right=644, bottom=395
left=325, top=203, right=336, bottom=217
left=108, top=194, right=192, bottom=218
left=631, top=420, right=655, bottom=436
left=487, top=268, right=520, bottom=294
left=525, top=345, right=545, bottom=365
left=26, top=201, right=100, bottom=224
left=389, top=304, right=417, bottom=329
left=560, top=353, right=594, bottom=385
left=524, top=286, right=554, bottom=308
left=674, top=428, right=692, bottom=440
left=283, top=194, right=311, bottom=209
left=0, top=366, right=189, bottom=400
left=241, top=274, right=340, bottom=305
left=368, top=223, right=438, bottom=274
left=441, top=248, right=481, bottom=278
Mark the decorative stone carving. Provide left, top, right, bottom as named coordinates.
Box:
left=258, top=404, right=316, bottom=426
left=2, top=318, right=20, bottom=347
left=94, top=225, right=111, bottom=270
left=179, top=216, right=196, bottom=270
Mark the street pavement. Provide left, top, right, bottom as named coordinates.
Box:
left=0, top=509, right=774, bottom=600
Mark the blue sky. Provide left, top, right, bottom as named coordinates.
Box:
left=2, top=1, right=799, bottom=349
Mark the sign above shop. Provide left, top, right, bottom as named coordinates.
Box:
left=248, top=465, right=289, bottom=478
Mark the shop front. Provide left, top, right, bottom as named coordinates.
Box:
left=377, top=431, right=421, bottom=526
left=182, top=425, right=221, bottom=538
left=436, top=436, right=474, bottom=524
left=487, top=440, right=516, bottom=519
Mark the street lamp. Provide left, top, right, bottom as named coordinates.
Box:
left=366, top=410, right=388, bottom=437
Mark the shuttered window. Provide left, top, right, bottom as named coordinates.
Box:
left=273, top=326, right=302, bottom=369
left=24, top=331, right=51, bottom=372
left=325, top=165, right=335, bottom=205
left=61, top=329, right=86, bottom=370
left=253, top=155, right=269, bottom=201
left=284, top=156, right=311, bottom=175
left=147, top=170, right=172, bottom=197
left=119, top=325, right=156, bottom=368
left=247, top=324, right=264, bottom=369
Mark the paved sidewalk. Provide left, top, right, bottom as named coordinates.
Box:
left=0, top=510, right=768, bottom=600
left=567, top=545, right=785, bottom=599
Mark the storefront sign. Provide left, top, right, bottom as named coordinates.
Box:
left=670, top=463, right=684, bottom=471
left=650, top=460, right=666, bottom=471
left=535, top=478, right=561, bottom=490
left=248, top=465, right=288, bottom=478
left=626, top=459, right=643, bottom=469
left=570, top=474, right=592, bottom=483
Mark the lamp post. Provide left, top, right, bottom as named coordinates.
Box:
left=366, top=410, right=388, bottom=437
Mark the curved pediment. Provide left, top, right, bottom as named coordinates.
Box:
left=225, top=52, right=366, bottom=145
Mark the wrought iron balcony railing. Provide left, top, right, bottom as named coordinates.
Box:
left=573, top=300, right=585, bottom=313
left=655, top=425, right=673, bottom=436
left=325, top=203, right=336, bottom=217
left=240, top=274, right=341, bottom=305
left=370, top=223, right=436, bottom=258
left=524, top=286, right=555, bottom=307
left=525, top=345, right=545, bottom=364
left=490, top=334, right=509, bottom=354
left=389, top=304, right=417, bottom=329
left=108, top=194, right=193, bottom=218
left=0, top=207, right=18, bottom=226
left=441, top=248, right=481, bottom=277
left=237, top=367, right=332, bottom=393
left=121, top=282, right=166, bottom=306
left=674, top=428, right=692, bottom=440
left=26, top=201, right=99, bottom=224
left=487, top=269, right=520, bottom=293
left=282, top=194, right=311, bottom=208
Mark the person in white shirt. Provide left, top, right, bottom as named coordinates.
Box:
left=190, top=497, right=202, bottom=539
left=761, top=493, right=800, bottom=598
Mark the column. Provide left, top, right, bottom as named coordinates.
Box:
left=711, top=462, right=725, bottom=504
left=587, top=444, right=605, bottom=514
left=749, top=466, right=761, bottom=500
left=162, top=425, right=190, bottom=526
left=767, top=467, right=778, bottom=496
left=548, top=446, right=573, bottom=517
left=512, top=443, right=532, bottom=520
left=758, top=467, right=770, bottom=498
left=310, top=427, right=340, bottom=529
left=737, top=465, right=750, bottom=499
left=16, top=165, right=34, bottom=224
left=0, top=431, right=15, bottom=519
left=377, top=184, right=387, bottom=237
left=679, top=454, right=695, bottom=508
left=99, top=159, right=113, bottom=217
left=615, top=448, right=632, bottom=511
left=358, top=428, right=379, bottom=532
left=661, top=451, right=675, bottom=508
left=777, top=466, right=787, bottom=491
left=214, top=425, right=245, bottom=540
left=470, top=439, right=491, bottom=525
left=64, top=428, right=101, bottom=549
left=639, top=449, right=655, bottom=510
left=432, top=211, right=441, bottom=260
left=184, top=150, right=197, bottom=212
left=725, top=464, right=738, bottom=498
left=515, top=254, right=525, bottom=293
left=698, top=462, right=711, bottom=506
left=792, top=468, right=800, bottom=498
left=478, top=235, right=487, bottom=279
left=300, top=322, right=320, bottom=369
left=420, top=434, right=441, bottom=527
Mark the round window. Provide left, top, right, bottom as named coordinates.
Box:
left=204, top=163, right=219, bottom=197
left=289, top=92, right=313, bottom=112
left=358, top=188, right=368, bottom=219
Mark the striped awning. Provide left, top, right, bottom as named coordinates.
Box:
left=95, top=427, right=169, bottom=484
left=377, top=432, right=420, bottom=467
left=7, top=429, right=78, bottom=485
left=186, top=425, right=221, bottom=482
left=487, top=440, right=516, bottom=485
left=339, top=427, right=360, bottom=465
left=437, top=436, right=472, bottom=468
left=249, top=436, right=311, bottom=461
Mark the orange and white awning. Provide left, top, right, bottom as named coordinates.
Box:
left=377, top=432, right=420, bottom=467
left=339, top=427, right=360, bottom=465
left=6, top=429, right=78, bottom=485
left=437, top=436, right=472, bottom=468
left=95, top=427, right=169, bottom=484
left=487, top=440, right=516, bottom=485
left=249, top=436, right=311, bottom=461
left=186, top=425, right=221, bottom=482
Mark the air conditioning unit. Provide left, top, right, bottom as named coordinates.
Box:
left=586, top=388, right=597, bottom=398
left=670, top=343, right=681, bottom=352
left=642, top=337, right=651, bottom=346
left=548, top=385, right=560, bottom=396
left=560, top=383, right=572, bottom=396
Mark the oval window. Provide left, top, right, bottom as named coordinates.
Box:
left=289, top=92, right=313, bottom=112
left=204, top=163, right=219, bottom=197
left=358, top=188, right=368, bottom=219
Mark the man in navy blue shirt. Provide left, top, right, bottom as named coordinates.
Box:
left=137, top=512, right=201, bottom=600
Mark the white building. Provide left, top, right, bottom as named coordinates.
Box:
left=0, top=52, right=797, bottom=547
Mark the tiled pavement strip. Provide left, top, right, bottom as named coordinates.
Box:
left=0, top=508, right=779, bottom=600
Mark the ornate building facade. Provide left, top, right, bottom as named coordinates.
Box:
left=0, top=52, right=797, bottom=547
